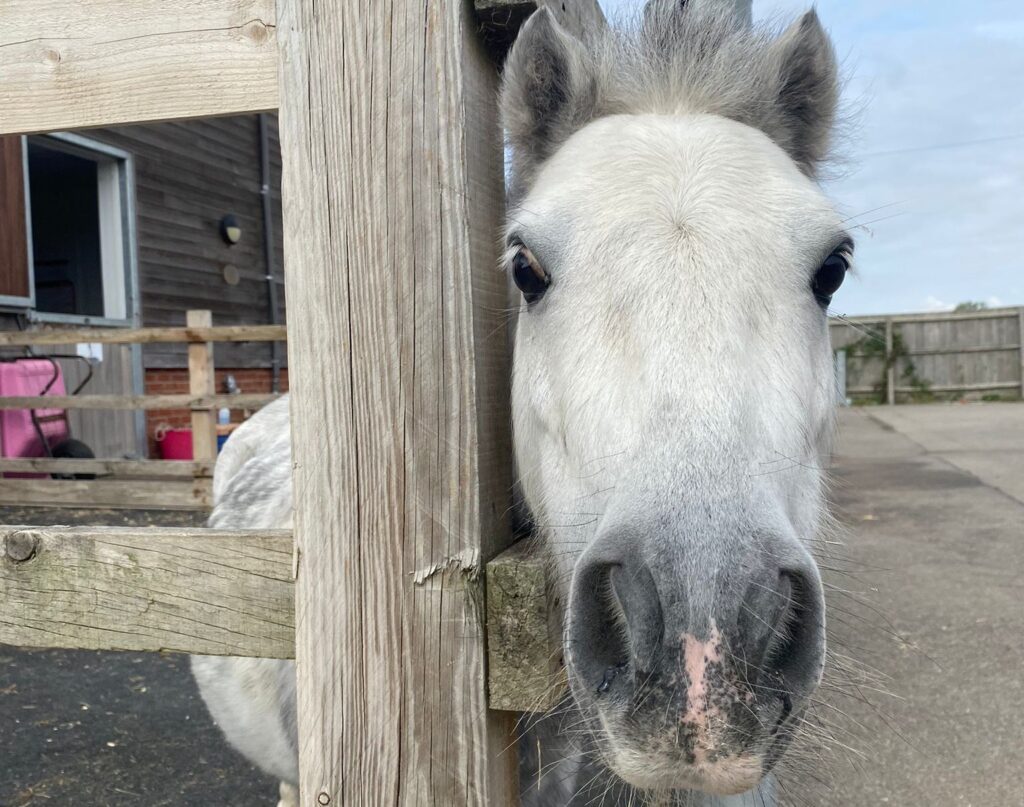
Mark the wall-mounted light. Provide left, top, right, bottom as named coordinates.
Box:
left=220, top=214, right=242, bottom=245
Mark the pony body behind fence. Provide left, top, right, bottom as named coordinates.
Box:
left=193, top=3, right=849, bottom=804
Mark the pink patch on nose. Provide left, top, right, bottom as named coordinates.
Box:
left=680, top=623, right=725, bottom=761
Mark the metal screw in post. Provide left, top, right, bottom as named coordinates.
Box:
left=5, top=531, right=38, bottom=562
left=317, top=793, right=331, bottom=805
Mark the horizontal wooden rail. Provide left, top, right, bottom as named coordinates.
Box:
left=845, top=344, right=1021, bottom=359
left=0, top=0, right=279, bottom=136
left=0, top=457, right=213, bottom=478
left=831, top=307, right=1022, bottom=326
left=486, top=540, right=564, bottom=712
left=0, top=324, right=287, bottom=347
left=0, top=393, right=279, bottom=410
left=0, top=526, right=294, bottom=656
left=0, top=527, right=557, bottom=709
left=847, top=381, right=1022, bottom=395
left=0, top=478, right=212, bottom=509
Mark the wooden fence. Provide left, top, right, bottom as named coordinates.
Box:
left=0, top=310, right=283, bottom=509
left=831, top=307, right=1024, bottom=404
left=0, top=1, right=603, bottom=804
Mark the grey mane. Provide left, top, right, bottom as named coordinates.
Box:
left=502, top=0, right=839, bottom=199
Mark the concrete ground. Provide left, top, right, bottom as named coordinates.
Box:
left=787, top=403, right=1024, bottom=806
left=1, top=403, right=1022, bottom=806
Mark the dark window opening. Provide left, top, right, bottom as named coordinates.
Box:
left=27, top=143, right=108, bottom=317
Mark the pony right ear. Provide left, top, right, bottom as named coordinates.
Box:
left=501, top=8, right=597, bottom=196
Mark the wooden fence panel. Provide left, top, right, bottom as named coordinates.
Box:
left=0, top=0, right=278, bottom=136
left=831, top=307, right=1024, bottom=401
left=0, top=526, right=293, bottom=656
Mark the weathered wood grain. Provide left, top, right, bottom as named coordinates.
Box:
left=0, top=457, right=213, bottom=478
left=0, top=0, right=278, bottom=135
left=187, top=310, right=218, bottom=461
left=276, top=0, right=517, bottom=801
left=0, top=393, right=278, bottom=410
left=0, top=323, right=286, bottom=347
left=0, top=526, right=294, bottom=655
left=0, top=478, right=213, bottom=509
left=487, top=541, right=566, bottom=713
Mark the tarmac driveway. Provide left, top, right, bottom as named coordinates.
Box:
left=802, top=404, right=1024, bottom=806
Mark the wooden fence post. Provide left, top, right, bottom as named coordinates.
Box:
left=187, top=310, right=217, bottom=461
left=276, top=0, right=516, bottom=804
left=885, top=317, right=896, bottom=405
left=1019, top=307, right=1024, bottom=399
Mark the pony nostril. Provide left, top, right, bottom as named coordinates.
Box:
left=567, top=560, right=632, bottom=694
left=609, top=562, right=664, bottom=672
left=761, top=568, right=825, bottom=698
left=567, top=549, right=665, bottom=697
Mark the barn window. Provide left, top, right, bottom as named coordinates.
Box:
left=18, top=134, right=136, bottom=323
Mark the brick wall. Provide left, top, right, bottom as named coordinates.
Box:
left=145, top=368, right=289, bottom=457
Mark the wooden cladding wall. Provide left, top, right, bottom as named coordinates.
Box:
left=88, top=115, right=285, bottom=369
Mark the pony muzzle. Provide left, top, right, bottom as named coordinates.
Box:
left=564, top=525, right=826, bottom=793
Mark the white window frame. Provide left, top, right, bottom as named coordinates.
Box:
left=22, top=132, right=139, bottom=328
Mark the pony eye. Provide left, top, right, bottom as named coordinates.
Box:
left=812, top=249, right=850, bottom=307
left=512, top=246, right=550, bottom=305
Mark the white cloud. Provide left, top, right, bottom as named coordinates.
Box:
left=924, top=296, right=954, bottom=312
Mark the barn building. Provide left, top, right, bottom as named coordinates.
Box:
left=0, top=116, right=286, bottom=458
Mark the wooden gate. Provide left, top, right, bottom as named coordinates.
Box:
left=0, top=1, right=603, bottom=803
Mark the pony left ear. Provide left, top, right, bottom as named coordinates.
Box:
left=501, top=8, right=597, bottom=196
left=765, top=10, right=839, bottom=176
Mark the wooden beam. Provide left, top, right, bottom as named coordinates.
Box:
left=475, top=0, right=607, bottom=63
left=0, top=478, right=213, bottom=509
left=846, top=344, right=1022, bottom=359
left=0, top=457, right=213, bottom=478
left=831, top=307, right=1021, bottom=326
left=187, top=310, right=218, bottom=462
left=0, top=526, right=293, bottom=655
left=0, top=324, right=286, bottom=347
left=1019, top=307, right=1024, bottom=399
left=0, top=393, right=278, bottom=410
left=847, top=381, right=1024, bottom=396
left=486, top=540, right=566, bottom=713
left=0, top=0, right=278, bottom=136
left=884, top=317, right=896, bottom=406
left=277, top=0, right=517, bottom=801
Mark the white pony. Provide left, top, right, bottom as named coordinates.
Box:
left=193, top=2, right=849, bottom=804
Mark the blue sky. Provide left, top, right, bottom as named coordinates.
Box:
left=596, top=1, right=1024, bottom=315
